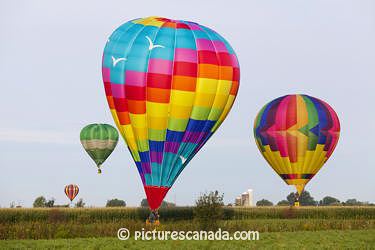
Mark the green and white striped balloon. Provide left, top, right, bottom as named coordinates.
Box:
left=80, top=124, right=119, bottom=174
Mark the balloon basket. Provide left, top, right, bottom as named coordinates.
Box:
left=97, top=169, right=102, bottom=174
left=294, top=201, right=300, bottom=207
left=145, top=219, right=160, bottom=227
left=146, top=210, right=160, bottom=228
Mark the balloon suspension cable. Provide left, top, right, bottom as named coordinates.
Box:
left=294, top=192, right=300, bottom=207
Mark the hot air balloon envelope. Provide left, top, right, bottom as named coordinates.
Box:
left=64, top=184, right=79, bottom=202
left=254, top=94, right=340, bottom=195
left=102, top=16, right=240, bottom=210
left=80, top=124, right=119, bottom=173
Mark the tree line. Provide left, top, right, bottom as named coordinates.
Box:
left=28, top=196, right=176, bottom=208
left=255, top=190, right=374, bottom=206
left=9, top=190, right=373, bottom=208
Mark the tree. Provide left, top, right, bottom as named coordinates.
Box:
left=256, top=199, right=273, bottom=206
left=286, top=190, right=317, bottom=206
left=319, top=196, right=341, bottom=206
left=75, top=198, right=85, bottom=208
left=193, top=191, right=224, bottom=230
left=140, top=198, right=148, bottom=208
left=344, top=199, right=363, bottom=206
left=33, top=196, right=46, bottom=208
left=106, top=198, right=126, bottom=207
left=53, top=204, right=69, bottom=208
left=45, top=198, right=55, bottom=207
left=160, top=201, right=176, bottom=208
left=277, top=200, right=290, bottom=206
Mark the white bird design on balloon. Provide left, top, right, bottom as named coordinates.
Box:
left=180, top=155, right=187, bottom=164
left=145, top=36, right=165, bottom=50
left=111, top=56, right=127, bottom=67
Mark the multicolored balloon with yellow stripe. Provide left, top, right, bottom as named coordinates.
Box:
left=80, top=124, right=119, bottom=174
left=102, top=16, right=240, bottom=210
left=64, top=184, right=79, bottom=202
left=254, top=94, right=340, bottom=195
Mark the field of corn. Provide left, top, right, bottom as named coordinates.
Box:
left=0, top=206, right=374, bottom=240
left=1, top=230, right=374, bottom=249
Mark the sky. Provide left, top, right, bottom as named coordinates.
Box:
left=0, top=0, right=374, bottom=207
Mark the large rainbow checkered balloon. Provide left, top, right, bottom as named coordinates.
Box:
left=102, top=17, right=240, bottom=210
left=254, top=95, right=340, bottom=196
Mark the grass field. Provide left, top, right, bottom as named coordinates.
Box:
left=1, top=207, right=374, bottom=249
left=1, top=230, right=374, bottom=249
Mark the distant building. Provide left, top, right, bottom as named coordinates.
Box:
left=241, top=192, right=249, bottom=205
left=235, top=189, right=254, bottom=206
left=235, top=196, right=242, bottom=206
left=246, top=189, right=254, bottom=206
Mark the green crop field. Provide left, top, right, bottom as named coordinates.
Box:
left=1, top=207, right=374, bottom=249
left=1, top=230, right=374, bottom=249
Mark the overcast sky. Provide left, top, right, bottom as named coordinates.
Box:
left=0, top=0, right=374, bottom=207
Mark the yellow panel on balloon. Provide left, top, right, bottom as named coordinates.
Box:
left=147, top=20, right=165, bottom=27
left=194, top=93, right=215, bottom=107
left=110, top=109, right=121, bottom=129
left=121, top=125, right=138, bottom=151
left=170, top=90, right=195, bottom=106
left=211, top=95, right=235, bottom=132
left=270, top=149, right=287, bottom=174
left=147, top=102, right=169, bottom=117
left=216, top=80, right=232, bottom=95
left=170, top=105, right=192, bottom=119
left=147, top=116, right=168, bottom=130
left=314, top=153, right=327, bottom=173
left=129, top=114, right=147, bottom=128
left=134, top=17, right=164, bottom=27
left=133, top=127, right=148, bottom=140
left=281, top=157, right=291, bottom=173
left=307, top=144, right=326, bottom=173
left=296, top=95, right=308, bottom=126
left=296, top=156, right=306, bottom=174
left=196, top=78, right=219, bottom=94
left=276, top=156, right=288, bottom=175
left=297, top=134, right=308, bottom=157
left=263, top=145, right=283, bottom=174
left=302, top=150, right=314, bottom=171
left=289, top=162, right=299, bottom=174
left=212, top=94, right=229, bottom=109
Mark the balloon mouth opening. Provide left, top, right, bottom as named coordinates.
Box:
left=144, top=186, right=170, bottom=210
left=295, top=184, right=305, bottom=195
